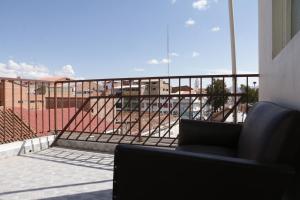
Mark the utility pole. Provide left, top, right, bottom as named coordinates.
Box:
left=228, top=0, right=237, bottom=123
left=229, top=0, right=237, bottom=76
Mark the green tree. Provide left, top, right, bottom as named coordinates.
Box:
left=206, top=79, right=229, bottom=112
left=240, top=84, right=258, bottom=104
left=35, top=85, right=47, bottom=95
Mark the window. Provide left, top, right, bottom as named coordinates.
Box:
left=273, top=0, right=300, bottom=57
left=116, top=102, right=122, bottom=108
left=292, top=0, right=300, bottom=36
left=272, top=0, right=291, bottom=57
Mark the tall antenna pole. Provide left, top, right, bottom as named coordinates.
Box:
left=228, top=0, right=237, bottom=122
left=228, top=0, right=237, bottom=76
left=167, top=25, right=170, bottom=76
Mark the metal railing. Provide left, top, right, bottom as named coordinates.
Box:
left=0, top=74, right=259, bottom=145
left=53, top=74, right=259, bottom=147
left=0, top=77, right=55, bottom=143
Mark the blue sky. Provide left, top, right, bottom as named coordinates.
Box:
left=0, top=0, right=258, bottom=79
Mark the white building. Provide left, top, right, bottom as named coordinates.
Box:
left=259, top=0, right=300, bottom=108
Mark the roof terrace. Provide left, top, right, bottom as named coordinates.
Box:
left=0, top=74, right=259, bottom=199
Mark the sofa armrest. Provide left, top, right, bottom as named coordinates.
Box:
left=179, top=119, right=242, bottom=148
left=113, top=145, right=294, bottom=200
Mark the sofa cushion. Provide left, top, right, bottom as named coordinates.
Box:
left=176, top=145, right=237, bottom=157
left=238, top=102, right=300, bottom=164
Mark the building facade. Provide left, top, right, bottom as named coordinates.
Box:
left=259, top=0, right=300, bottom=109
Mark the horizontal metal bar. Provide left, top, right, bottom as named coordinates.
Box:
left=80, top=93, right=246, bottom=99
left=0, top=77, right=53, bottom=82
left=54, top=74, right=259, bottom=83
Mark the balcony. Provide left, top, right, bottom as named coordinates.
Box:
left=0, top=74, right=259, bottom=199
left=0, top=74, right=259, bottom=144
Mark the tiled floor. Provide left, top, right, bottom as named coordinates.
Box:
left=0, top=147, right=113, bottom=200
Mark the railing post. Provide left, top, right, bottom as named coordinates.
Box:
left=247, top=77, right=251, bottom=114
left=54, top=82, right=57, bottom=134
left=20, top=80, right=23, bottom=139
left=138, top=79, right=142, bottom=142
left=48, top=82, right=51, bottom=133
left=35, top=81, right=38, bottom=136
left=233, top=75, right=237, bottom=123
left=2, top=80, right=6, bottom=143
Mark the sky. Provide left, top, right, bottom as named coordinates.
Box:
left=0, top=0, right=258, bottom=79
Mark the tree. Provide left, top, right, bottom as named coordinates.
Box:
left=206, top=79, right=229, bottom=112
left=240, top=84, right=258, bottom=104
left=35, top=85, right=47, bottom=95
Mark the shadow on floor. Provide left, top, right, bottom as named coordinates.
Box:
left=0, top=179, right=112, bottom=196
left=41, top=189, right=112, bottom=200
left=20, top=147, right=114, bottom=171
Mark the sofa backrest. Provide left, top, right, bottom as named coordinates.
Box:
left=238, top=102, right=300, bottom=165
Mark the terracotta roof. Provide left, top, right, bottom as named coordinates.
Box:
left=40, top=76, right=73, bottom=82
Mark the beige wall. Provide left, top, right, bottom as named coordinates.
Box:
left=142, top=81, right=170, bottom=95
left=91, top=98, right=115, bottom=121
left=259, top=0, right=300, bottom=109
left=0, top=81, right=44, bottom=109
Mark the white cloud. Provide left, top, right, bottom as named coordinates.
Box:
left=0, top=60, right=49, bottom=78
left=133, top=68, right=145, bottom=72
left=55, top=65, right=75, bottom=77
left=147, top=58, right=172, bottom=65
left=161, top=58, right=171, bottom=64
left=207, top=68, right=232, bottom=75
left=147, top=59, right=160, bottom=65
left=196, top=68, right=258, bottom=88
left=209, top=68, right=258, bottom=75
left=193, top=0, right=209, bottom=10
left=171, top=0, right=176, bottom=4
left=0, top=59, right=77, bottom=79
left=185, top=18, right=196, bottom=27
left=192, top=51, right=200, bottom=57
left=211, top=26, right=221, bottom=32
left=170, top=52, right=179, bottom=57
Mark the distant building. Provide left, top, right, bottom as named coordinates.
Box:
left=75, top=81, right=104, bottom=96
left=114, top=80, right=171, bottom=112
left=0, top=80, right=45, bottom=109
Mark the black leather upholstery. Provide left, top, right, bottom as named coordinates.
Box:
left=238, top=102, right=300, bottom=164
left=113, top=102, right=300, bottom=200
left=176, top=145, right=236, bottom=157
left=113, top=145, right=294, bottom=200
left=178, top=120, right=242, bottom=148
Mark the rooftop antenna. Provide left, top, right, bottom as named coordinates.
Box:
left=228, top=0, right=237, bottom=122
left=167, top=25, right=170, bottom=76
left=228, top=0, right=237, bottom=77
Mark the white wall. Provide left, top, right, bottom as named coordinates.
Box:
left=259, top=0, right=300, bottom=109
left=0, top=135, right=55, bottom=159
